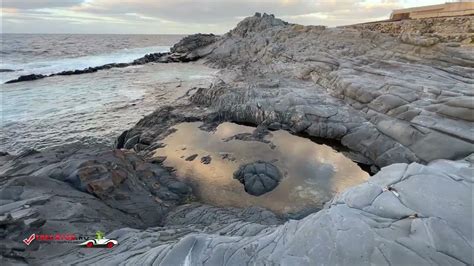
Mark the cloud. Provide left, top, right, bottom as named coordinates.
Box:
left=2, top=0, right=85, bottom=10
left=282, top=0, right=404, bottom=26
left=1, top=0, right=446, bottom=34
left=73, top=0, right=320, bottom=23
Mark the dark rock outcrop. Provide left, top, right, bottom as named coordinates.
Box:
left=233, top=161, right=282, bottom=196
left=171, top=33, right=218, bottom=54
left=5, top=53, right=167, bottom=84
left=5, top=74, right=46, bottom=83
left=0, top=144, right=191, bottom=228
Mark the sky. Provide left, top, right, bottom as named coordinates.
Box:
left=1, top=0, right=448, bottom=34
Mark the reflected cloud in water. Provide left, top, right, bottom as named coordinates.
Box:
left=154, top=122, right=369, bottom=214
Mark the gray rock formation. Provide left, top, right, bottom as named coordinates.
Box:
left=98, top=14, right=472, bottom=265
left=2, top=14, right=473, bottom=265
left=25, top=156, right=472, bottom=265
left=0, top=143, right=194, bottom=264
left=120, top=14, right=473, bottom=168
left=184, top=13, right=474, bottom=168
left=233, top=161, right=282, bottom=196
left=170, top=33, right=218, bottom=59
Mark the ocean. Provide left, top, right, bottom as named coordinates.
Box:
left=1, top=34, right=183, bottom=83
left=0, top=34, right=216, bottom=154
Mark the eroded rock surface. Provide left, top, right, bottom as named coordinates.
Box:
left=120, top=14, right=473, bottom=168
left=0, top=144, right=192, bottom=264
left=182, top=13, right=474, bottom=168
left=2, top=14, right=473, bottom=265
left=29, top=156, right=473, bottom=265
left=96, top=14, right=473, bottom=265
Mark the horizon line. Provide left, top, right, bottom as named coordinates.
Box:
left=0, top=32, right=209, bottom=35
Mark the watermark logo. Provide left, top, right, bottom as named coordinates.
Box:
left=23, top=233, right=35, bottom=246
left=22, top=231, right=118, bottom=249
left=78, top=231, right=118, bottom=249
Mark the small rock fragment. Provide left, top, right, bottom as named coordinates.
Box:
left=185, top=154, right=198, bottom=161
left=200, top=155, right=212, bottom=164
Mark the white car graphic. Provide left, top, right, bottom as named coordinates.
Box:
left=79, top=238, right=118, bottom=248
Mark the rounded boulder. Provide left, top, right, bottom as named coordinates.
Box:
left=233, top=161, right=282, bottom=196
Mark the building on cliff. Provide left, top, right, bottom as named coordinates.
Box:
left=390, top=1, right=474, bottom=20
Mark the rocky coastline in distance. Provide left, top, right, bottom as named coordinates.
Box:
left=1, top=13, right=473, bottom=265
left=4, top=34, right=218, bottom=84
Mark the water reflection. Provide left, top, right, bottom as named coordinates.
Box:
left=154, top=122, right=369, bottom=214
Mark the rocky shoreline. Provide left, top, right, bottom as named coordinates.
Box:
left=4, top=34, right=218, bottom=84
left=1, top=13, right=473, bottom=265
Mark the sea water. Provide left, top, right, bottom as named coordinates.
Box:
left=0, top=34, right=217, bottom=153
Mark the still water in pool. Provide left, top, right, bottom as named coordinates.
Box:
left=154, top=122, right=369, bottom=215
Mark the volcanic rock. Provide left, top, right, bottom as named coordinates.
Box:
left=233, top=161, right=282, bottom=196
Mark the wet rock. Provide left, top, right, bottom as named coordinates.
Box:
left=150, top=156, right=167, bottom=164
left=38, top=156, right=473, bottom=265
left=200, top=155, right=212, bottom=164
left=0, top=144, right=191, bottom=228
left=5, top=74, right=46, bottom=83
left=115, top=130, right=128, bottom=149
left=3, top=48, right=206, bottom=84
left=185, top=154, right=198, bottom=161
left=132, top=52, right=167, bottom=64
left=233, top=161, right=282, bottom=196
left=123, top=134, right=140, bottom=149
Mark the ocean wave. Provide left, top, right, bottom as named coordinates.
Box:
left=0, top=45, right=170, bottom=83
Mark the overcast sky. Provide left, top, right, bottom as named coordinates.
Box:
left=1, top=0, right=446, bottom=34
